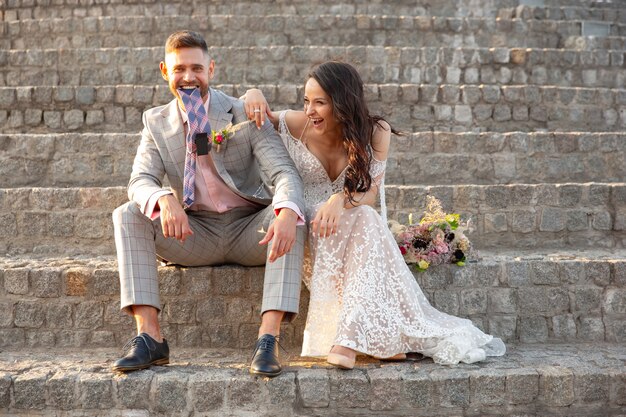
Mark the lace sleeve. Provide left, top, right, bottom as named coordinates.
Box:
left=370, top=157, right=388, bottom=223
left=278, top=110, right=288, bottom=135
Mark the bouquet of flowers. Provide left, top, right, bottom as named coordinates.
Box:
left=388, top=196, right=472, bottom=271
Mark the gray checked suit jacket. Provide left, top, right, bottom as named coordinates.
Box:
left=128, top=88, right=305, bottom=213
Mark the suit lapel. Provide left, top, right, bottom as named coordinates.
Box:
left=207, top=88, right=234, bottom=131
left=206, top=88, right=235, bottom=173
left=160, top=99, right=186, bottom=180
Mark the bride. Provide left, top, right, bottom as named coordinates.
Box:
left=244, top=61, right=505, bottom=369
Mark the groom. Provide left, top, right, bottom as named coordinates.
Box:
left=111, top=30, right=305, bottom=378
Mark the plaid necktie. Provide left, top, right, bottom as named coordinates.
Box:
left=178, top=88, right=211, bottom=208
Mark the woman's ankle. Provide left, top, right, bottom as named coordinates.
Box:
left=330, top=345, right=356, bottom=359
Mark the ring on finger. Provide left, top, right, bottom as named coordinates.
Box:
left=253, top=109, right=261, bottom=113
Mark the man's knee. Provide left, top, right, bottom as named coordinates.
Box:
left=112, top=201, right=143, bottom=227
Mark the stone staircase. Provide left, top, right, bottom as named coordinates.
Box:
left=1, top=0, right=625, bottom=415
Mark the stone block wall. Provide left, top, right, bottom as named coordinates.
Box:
left=1, top=83, right=625, bottom=133
left=1, top=257, right=624, bottom=350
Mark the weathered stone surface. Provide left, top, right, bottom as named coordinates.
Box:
left=227, top=373, right=262, bottom=410
left=470, top=369, right=506, bottom=406
left=573, top=368, right=610, bottom=403
left=46, top=303, right=73, bottom=329
left=330, top=369, right=369, bottom=408
left=489, top=288, right=517, bottom=313
left=431, top=368, right=470, bottom=407
left=154, top=371, right=189, bottom=413
left=604, top=289, right=626, bottom=314
left=506, top=262, right=531, bottom=287
left=64, top=268, right=90, bottom=296
left=519, top=316, right=549, bottom=343
left=460, top=289, right=488, bottom=314
left=47, top=372, right=78, bottom=410
left=189, top=370, right=230, bottom=412
left=92, top=269, right=118, bottom=296
left=403, top=368, right=434, bottom=407
left=578, top=316, right=606, bottom=341
left=267, top=372, right=296, bottom=406
left=79, top=373, right=111, bottom=409
left=297, top=368, right=330, bottom=408
left=488, top=315, right=517, bottom=342
left=0, top=373, right=11, bottom=409
left=14, top=301, right=45, bottom=328
left=517, top=288, right=569, bottom=314
left=30, top=268, right=62, bottom=298
left=552, top=314, right=577, bottom=340
left=13, top=371, right=48, bottom=409
left=368, top=367, right=402, bottom=411
left=585, top=262, right=611, bottom=287
left=538, top=366, right=574, bottom=407
left=4, top=268, right=29, bottom=295
left=572, top=287, right=603, bottom=312
left=530, top=262, right=559, bottom=285
left=506, top=369, right=539, bottom=405
left=74, top=301, right=103, bottom=328
left=114, top=369, right=154, bottom=410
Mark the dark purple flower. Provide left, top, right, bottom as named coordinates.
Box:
left=451, top=249, right=465, bottom=261
left=412, top=238, right=428, bottom=249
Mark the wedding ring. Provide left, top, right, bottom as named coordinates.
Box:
left=253, top=109, right=261, bottom=113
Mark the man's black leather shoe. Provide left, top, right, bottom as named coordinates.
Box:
left=250, top=334, right=282, bottom=377
left=112, top=333, right=169, bottom=372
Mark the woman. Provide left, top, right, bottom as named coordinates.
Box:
left=244, top=61, right=505, bottom=369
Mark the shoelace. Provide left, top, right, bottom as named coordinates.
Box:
left=121, top=334, right=156, bottom=355
left=257, top=335, right=276, bottom=351
left=252, top=335, right=287, bottom=359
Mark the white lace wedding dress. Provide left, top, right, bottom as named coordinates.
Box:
left=278, top=112, right=505, bottom=365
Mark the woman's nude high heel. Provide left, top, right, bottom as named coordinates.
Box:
left=327, top=346, right=356, bottom=369
left=327, top=352, right=355, bottom=369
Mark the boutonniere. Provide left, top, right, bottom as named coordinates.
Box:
left=211, top=128, right=232, bottom=153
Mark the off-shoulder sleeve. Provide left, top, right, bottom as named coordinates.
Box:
left=370, top=156, right=388, bottom=223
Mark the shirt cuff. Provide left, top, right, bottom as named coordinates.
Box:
left=274, top=202, right=305, bottom=226
left=145, top=190, right=174, bottom=220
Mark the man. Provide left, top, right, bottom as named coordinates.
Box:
left=111, top=30, right=305, bottom=378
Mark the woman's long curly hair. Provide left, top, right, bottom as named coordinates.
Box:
left=307, top=61, right=400, bottom=201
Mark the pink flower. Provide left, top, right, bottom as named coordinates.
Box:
left=215, top=134, right=223, bottom=144
left=399, top=246, right=407, bottom=255
left=434, top=242, right=449, bottom=254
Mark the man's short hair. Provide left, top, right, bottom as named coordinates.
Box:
left=165, top=30, right=209, bottom=54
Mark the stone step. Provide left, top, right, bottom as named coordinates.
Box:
left=3, top=46, right=625, bottom=88
left=0, top=183, right=624, bottom=256
left=0, top=251, right=624, bottom=350
left=1, top=132, right=625, bottom=188
left=500, top=4, right=626, bottom=23
left=0, top=0, right=495, bottom=20
left=534, top=0, right=626, bottom=7
left=4, top=0, right=626, bottom=21
left=3, top=15, right=625, bottom=50
left=564, top=34, right=626, bottom=49
left=1, top=84, right=624, bottom=133
left=0, top=343, right=623, bottom=416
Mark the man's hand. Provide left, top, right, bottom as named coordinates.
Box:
left=259, top=208, right=298, bottom=263
left=158, top=194, right=193, bottom=243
